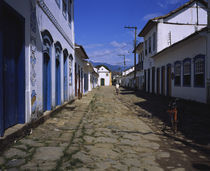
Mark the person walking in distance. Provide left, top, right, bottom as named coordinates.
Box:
left=116, top=82, right=120, bottom=95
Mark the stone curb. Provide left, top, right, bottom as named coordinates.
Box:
left=0, top=99, right=75, bottom=152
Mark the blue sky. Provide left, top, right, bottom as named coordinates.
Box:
left=74, top=0, right=189, bottom=66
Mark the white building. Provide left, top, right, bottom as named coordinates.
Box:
left=121, top=66, right=135, bottom=88
left=0, top=0, right=75, bottom=136
left=134, top=42, right=145, bottom=90
left=75, top=44, right=89, bottom=99
left=139, top=0, right=209, bottom=103
left=95, top=65, right=112, bottom=86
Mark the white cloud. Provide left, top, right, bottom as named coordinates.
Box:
left=143, top=13, right=163, bottom=21
left=158, top=0, right=182, bottom=8
left=110, top=41, right=127, bottom=48
left=84, top=43, right=104, bottom=49
left=168, top=0, right=182, bottom=4
left=91, top=49, right=113, bottom=57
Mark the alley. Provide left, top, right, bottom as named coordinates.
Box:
left=0, top=86, right=210, bottom=170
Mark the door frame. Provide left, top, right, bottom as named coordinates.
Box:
left=0, top=2, right=25, bottom=136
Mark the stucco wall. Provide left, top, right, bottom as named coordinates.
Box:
left=154, top=36, right=206, bottom=103
left=4, top=0, right=75, bottom=122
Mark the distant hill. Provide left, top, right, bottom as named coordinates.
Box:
left=90, top=61, right=131, bottom=72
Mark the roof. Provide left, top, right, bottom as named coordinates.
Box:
left=95, top=65, right=111, bottom=72
left=133, top=42, right=144, bottom=53
left=138, top=0, right=207, bottom=37
left=152, top=27, right=207, bottom=58
left=75, top=43, right=89, bottom=59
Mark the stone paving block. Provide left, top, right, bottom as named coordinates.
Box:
left=4, top=148, right=27, bottom=159
left=33, top=147, right=64, bottom=161
left=6, top=158, right=25, bottom=168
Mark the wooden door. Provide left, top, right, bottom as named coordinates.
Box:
left=148, top=69, right=150, bottom=93
left=167, top=64, right=172, bottom=96
left=43, top=54, right=51, bottom=111
left=161, top=66, right=165, bottom=95
left=157, top=68, right=160, bottom=94
left=56, top=59, right=61, bottom=105
left=144, top=70, right=146, bottom=91
left=152, top=67, right=155, bottom=93
left=101, top=78, right=105, bottom=86
left=0, top=2, right=25, bottom=136
left=64, top=55, right=68, bottom=101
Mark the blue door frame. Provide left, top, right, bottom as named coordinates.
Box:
left=64, top=56, right=68, bottom=101
left=56, top=59, right=61, bottom=105
left=0, top=2, right=25, bottom=136
left=43, top=53, right=51, bottom=111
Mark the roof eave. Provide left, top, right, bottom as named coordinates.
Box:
left=138, top=20, right=157, bottom=37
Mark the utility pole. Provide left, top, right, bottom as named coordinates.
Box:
left=118, top=54, right=126, bottom=70
left=124, top=26, right=137, bottom=89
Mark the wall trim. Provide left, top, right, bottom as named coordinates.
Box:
left=37, top=0, right=74, bottom=49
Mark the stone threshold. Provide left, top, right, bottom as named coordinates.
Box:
left=0, top=99, right=75, bottom=152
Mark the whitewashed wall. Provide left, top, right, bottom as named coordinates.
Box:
left=97, top=66, right=111, bottom=86
left=154, top=35, right=206, bottom=103
left=4, top=0, right=75, bottom=122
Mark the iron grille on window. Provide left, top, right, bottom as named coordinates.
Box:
left=68, top=0, right=72, bottom=23
left=145, top=40, right=147, bottom=56
left=149, top=37, right=151, bottom=53
left=183, top=60, right=191, bottom=86
left=62, top=0, right=67, bottom=18
left=174, top=62, right=181, bottom=86
left=194, top=57, right=205, bottom=87
left=153, top=32, right=156, bottom=51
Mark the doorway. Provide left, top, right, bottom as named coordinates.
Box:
left=63, top=53, right=68, bottom=101
left=148, top=69, right=150, bottom=93
left=0, top=2, right=25, bottom=136
left=152, top=67, right=155, bottom=93
left=157, top=68, right=160, bottom=94
left=56, top=58, right=61, bottom=105
left=161, top=66, right=165, bottom=95
left=167, top=64, right=172, bottom=96
left=101, top=78, right=105, bottom=86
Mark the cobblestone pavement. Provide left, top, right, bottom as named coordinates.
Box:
left=0, top=86, right=209, bottom=170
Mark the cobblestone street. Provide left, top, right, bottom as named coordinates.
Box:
left=0, top=86, right=210, bottom=170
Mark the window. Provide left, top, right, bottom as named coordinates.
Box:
left=62, top=0, right=67, bottom=19
left=106, top=73, right=108, bottom=76
left=194, top=55, right=205, bottom=87
left=145, top=40, right=147, bottom=56
left=183, top=58, right=191, bottom=86
left=138, top=54, right=141, bottom=64
left=149, top=37, right=151, bottom=53
left=55, top=0, right=60, bottom=8
left=174, top=61, right=181, bottom=86
left=68, top=0, right=72, bottom=23
left=153, top=32, right=156, bottom=51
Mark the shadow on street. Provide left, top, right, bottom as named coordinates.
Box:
left=119, top=88, right=210, bottom=156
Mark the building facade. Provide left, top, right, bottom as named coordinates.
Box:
left=95, top=65, right=112, bottom=86
left=138, top=0, right=209, bottom=103
left=0, top=0, right=75, bottom=136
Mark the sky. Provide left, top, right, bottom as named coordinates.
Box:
left=74, top=0, right=189, bottom=66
